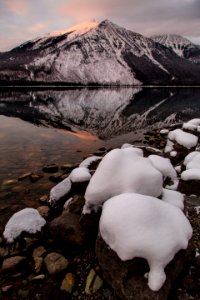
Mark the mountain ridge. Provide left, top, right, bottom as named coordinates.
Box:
left=0, top=20, right=200, bottom=85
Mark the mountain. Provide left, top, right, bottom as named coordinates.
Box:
left=152, top=34, right=200, bottom=64
left=0, top=20, right=200, bottom=85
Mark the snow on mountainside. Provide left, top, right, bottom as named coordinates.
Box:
left=0, top=20, right=200, bottom=85
left=152, top=34, right=200, bottom=64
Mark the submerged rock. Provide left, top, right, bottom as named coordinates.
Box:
left=43, top=164, right=59, bottom=173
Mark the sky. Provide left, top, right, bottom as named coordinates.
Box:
left=0, top=0, right=200, bottom=51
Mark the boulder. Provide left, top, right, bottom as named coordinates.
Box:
left=2, top=256, right=26, bottom=273
left=44, top=252, right=68, bottom=276
left=49, top=212, right=86, bottom=246
left=96, top=236, right=193, bottom=300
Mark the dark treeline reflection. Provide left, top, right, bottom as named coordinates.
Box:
left=1, top=87, right=200, bottom=140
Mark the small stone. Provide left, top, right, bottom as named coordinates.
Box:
left=34, top=257, right=43, bottom=273
left=32, top=246, right=46, bottom=273
left=18, top=289, right=29, bottom=298
left=33, top=246, right=46, bottom=258
left=31, top=274, right=45, bottom=281
left=60, top=273, right=75, bottom=293
left=2, top=179, right=18, bottom=187
left=18, top=173, right=32, bottom=181
left=43, top=164, right=59, bottom=173
left=49, top=174, right=63, bottom=183
left=64, top=194, right=85, bottom=214
left=37, top=206, right=50, bottom=219
left=2, top=285, right=13, bottom=292
left=85, top=269, right=96, bottom=294
left=39, top=195, right=48, bottom=204
left=92, top=275, right=103, bottom=293
left=2, top=256, right=26, bottom=273
left=29, top=174, right=42, bottom=183
left=11, top=186, right=25, bottom=193
left=44, top=252, right=69, bottom=276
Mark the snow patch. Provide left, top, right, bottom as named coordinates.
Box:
left=3, top=208, right=46, bottom=243
left=167, top=129, right=198, bottom=150
left=161, top=188, right=184, bottom=210
left=181, top=169, right=200, bottom=181
left=148, top=155, right=177, bottom=181
left=79, top=156, right=102, bottom=168
left=69, top=167, right=91, bottom=183
left=49, top=177, right=72, bottom=207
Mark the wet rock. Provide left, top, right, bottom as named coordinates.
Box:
left=39, top=195, right=48, bottom=204
left=43, top=164, right=59, bottom=173
left=178, top=179, right=200, bottom=196
left=32, top=246, right=46, bottom=273
left=49, top=212, right=86, bottom=246
left=1, top=179, right=18, bottom=187
left=85, top=269, right=96, bottom=294
left=18, top=173, right=32, bottom=181
left=64, top=194, right=85, bottom=215
left=92, top=275, right=103, bottom=293
left=61, top=163, right=78, bottom=172
left=44, top=252, right=69, bottom=276
left=60, top=273, right=75, bottom=293
left=11, top=186, right=25, bottom=193
left=49, top=173, right=63, bottom=183
left=98, top=147, right=106, bottom=152
left=29, top=174, right=42, bottom=183
left=31, top=274, right=45, bottom=281
left=37, top=206, right=50, bottom=219
left=2, top=256, right=26, bottom=273
left=96, top=236, right=193, bottom=300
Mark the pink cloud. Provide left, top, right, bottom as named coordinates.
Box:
left=5, top=0, right=30, bottom=15
left=58, top=0, right=107, bottom=22
left=28, top=22, right=47, bottom=32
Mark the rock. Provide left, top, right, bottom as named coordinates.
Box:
left=178, top=179, right=200, bottom=196
left=60, top=273, right=75, bottom=293
left=44, top=252, right=68, bottom=276
left=29, top=174, right=42, bottom=183
left=64, top=194, right=85, bottom=215
left=18, top=173, right=32, bottom=181
left=2, top=256, right=26, bottom=273
left=195, top=255, right=200, bottom=268
left=49, top=173, right=63, bottom=183
left=0, top=246, right=9, bottom=258
left=32, top=246, right=46, bottom=273
left=92, top=275, right=103, bottom=293
left=37, top=206, right=50, bottom=219
left=39, top=195, right=48, bottom=204
left=18, top=289, right=29, bottom=298
left=85, top=269, right=96, bottom=294
left=2, top=285, right=13, bottom=292
left=43, top=164, right=59, bottom=173
left=31, top=274, right=45, bottom=280
left=96, top=236, right=193, bottom=300
left=2, top=179, right=18, bottom=187
left=61, top=163, right=78, bottom=172
left=49, top=212, right=86, bottom=246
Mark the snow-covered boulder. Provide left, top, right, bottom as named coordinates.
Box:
left=165, top=129, right=198, bottom=153
left=183, top=118, right=200, bottom=133
left=99, top=193, right=192, bottom=291
left=49, top=177, right=72, bottom=207
left=69, top=167, right=91, bottom=183
left=79, top=156, right=102, bottom=168
left=3, top=208, right=46, bottom=243
left=161, top=188, right=184, bottom=210
left=83, top=148, right=163, bottom=214
left=148, top=155, right=177, bottom=181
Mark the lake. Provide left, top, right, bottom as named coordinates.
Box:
left=0, top=87, right=200, bottom=237
left=1, top=87, right=200, bottom=184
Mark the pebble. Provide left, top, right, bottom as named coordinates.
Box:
left=39, top=195, right=48, bottom=204
left=92, top=275, right=103, bottom=293
left=44, top=252, right=69, bottom=276
left=60, top=273, right=75, bottom=293
left=29, top=174, right=42, bottom=183
left=2, top=256, right=26, bottom=272
left=42, top=164, right=59, bottom=173
left=37, top=205, right=50, bottom=219
left=2, top=285, right=13, bottom=292
left=18, top=173, right=32, bottom=181
left=18, top=289, right=29, bottom=299
left=31, top=274, right=45, bottom=281
left=85, top=269, right=96, bottom=294
left=2, top=179, right=18, bottom=187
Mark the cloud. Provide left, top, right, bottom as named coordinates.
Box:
left=4, top=0, right=30, bottom=15
left=28, top=22, right=47, bottom=32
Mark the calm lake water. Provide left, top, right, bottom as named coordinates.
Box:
left=0, top=87, right=200, bottom=184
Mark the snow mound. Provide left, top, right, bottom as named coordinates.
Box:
left=70, top=167, right=91, bottom=183
left=160, top=129, right=169, bottom=135
left=99, top=193, right=192, bottom=291
left=79, top=156, right=102, bottom=168
left=3, top=208, right=46, bottom=243
left=161, top=188, right=184, bottom=210
left=183, top=119, right=200, bottom=132
left=183, top=151, right=200, bottom=166
left=148, top=155, right=177, bottom=181
left=83, top=148, right=163, bottom=214
left=181, top=169, right=200, bottom=181
left=165, top=129, right=198, bottom=151
left=121, top=144, right=144, bottom=156
left=184, top=152, right=200, bottom=170
left=49, top=177, right=72, bottom=207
